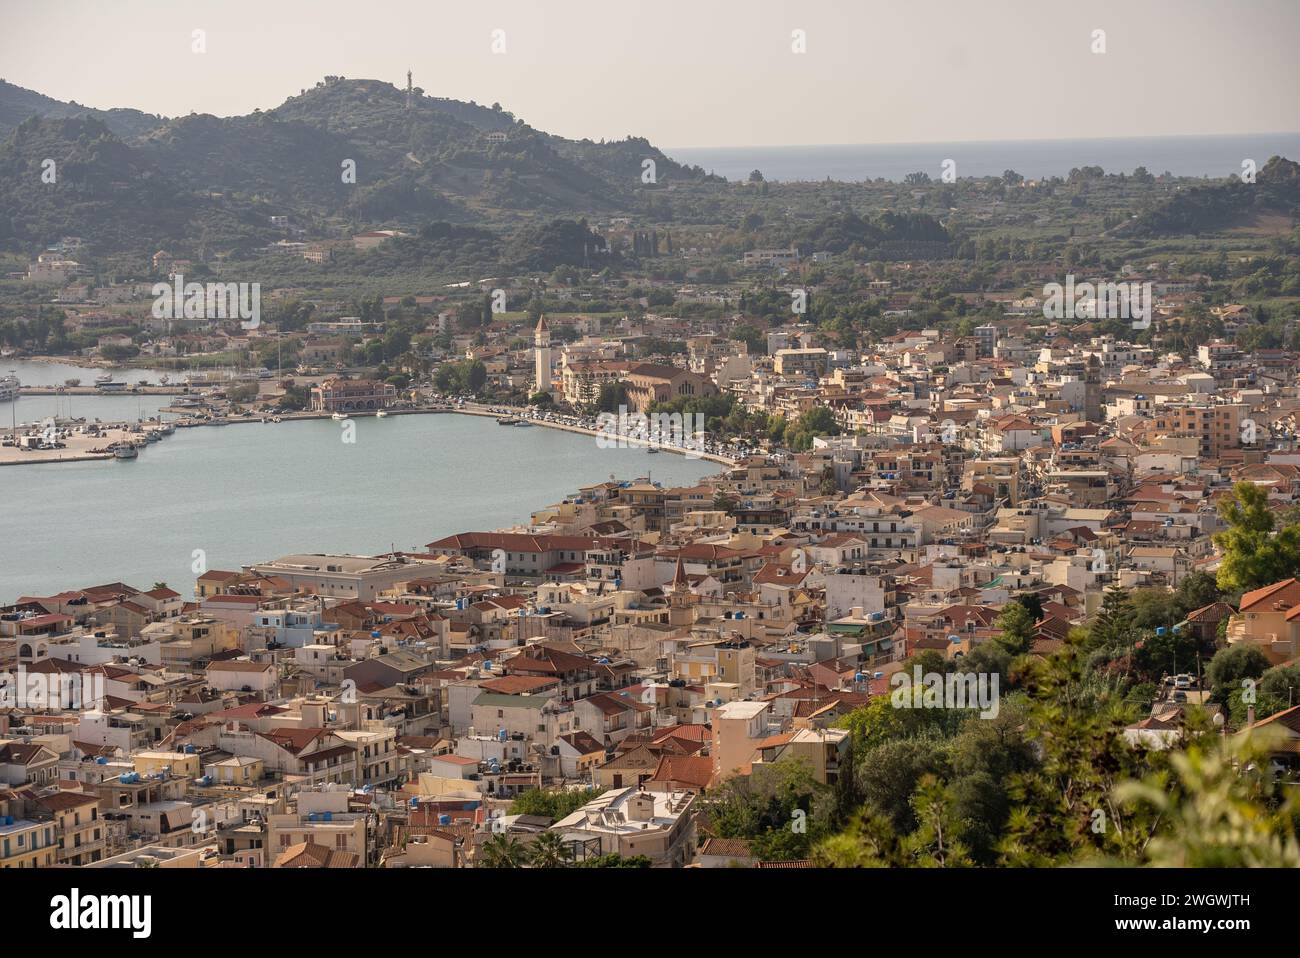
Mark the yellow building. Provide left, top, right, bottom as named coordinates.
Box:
left=35, top=791, right=106, bottom=866
left=0, top=817, right=57, bottom=868
left=135, top=750, right=202, bottom=779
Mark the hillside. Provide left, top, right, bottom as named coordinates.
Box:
left=1122, top=155, right=1300, bottom=237
left=0, top=78, right=165, bottom=140
left=0, top=76, right=713, bottom=256
left=0, top=115, right=273, bottom=257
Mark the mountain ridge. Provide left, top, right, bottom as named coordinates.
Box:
left=0, top=75, right=716, bottom=257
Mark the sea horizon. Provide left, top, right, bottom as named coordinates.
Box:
left=666, top=131, right=1300, bottom=183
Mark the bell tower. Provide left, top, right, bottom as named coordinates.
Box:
left=533, top=314, right=552, bottom=395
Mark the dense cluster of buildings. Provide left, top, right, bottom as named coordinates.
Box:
left=7, top=254, right=1300, bottom=868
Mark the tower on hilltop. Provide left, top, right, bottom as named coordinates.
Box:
left=406, top=70, right=413, bottom=110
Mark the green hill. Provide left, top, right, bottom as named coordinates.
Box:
left=0, top=76, right=713, bottom=256
left=0, top=78, right=165, bottom=139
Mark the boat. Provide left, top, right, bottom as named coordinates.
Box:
left=514, top=420, right=534, bottom=427
left=331, top=412, right=348, bottom=421
left=646, top=446, right=661, bottom=454
left=496, top=417, right=519, bottom=425
left=158, top=423, right=175, bottom=435
left=144, top=430, right=162, bottom=443
left=159, top=375, right=170, bottom=385
left=0, top=374, right=19, bottom=402
left=375, top=410, right=388, bottom=418
left=95, top=373, right=114, bottom=385
left=112, top=444, right=138, bottom=460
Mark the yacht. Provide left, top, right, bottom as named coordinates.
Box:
left=375, top=410, right=389, bottom=418
left=496, top=416, right=520, bottom=425
left=94, top=373, right=114, bottom=385
left=112, top=443, right=138, bottom=460
left=331, top=412, right=348, bottom=421
left=0, top=374, right=19, bottom=402
left=513, top=419, right=534, bottom=427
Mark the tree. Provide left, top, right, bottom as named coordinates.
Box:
left=706, top=759, right=832, bottom=860
left=465, top=359, right=487, bottom=393
left=998, top=633, right=1164, bottom=866
left=1256, top=662, right=1300, bottom=718
left=1173, top=570, right=1220, bottom=617
left=510, top=787, right=603, bottom=821
left=993, top=602, right=1035, bottom=656
left=854, top=737, right=951, bottom=834
left=1205, top=644, right=1270, bottom=701
left=595, top=382, right=628, bottom=413
left=526, top=830, right=574, bottom=868
left=1088, top=585, right=1134, bottom=651
left=1214, top=481, right=1300, bottom=594
left=573, top=853, right=651, bottom=868
left=1015, top=592, right=1044, bottom=622
left=900, top=776, right=974, bottom=867
left=1115, top=729, right=1300, bottom=866
left=1132, top=624, right=1199, bottom=682
left=478, top=833, right=529, bottom=868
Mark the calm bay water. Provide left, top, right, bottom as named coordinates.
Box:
left=0, top=412, right=718, bottom=602
left=668, top=133, right=1300, bottom=183
left=3, top=359, right=175, bottom=426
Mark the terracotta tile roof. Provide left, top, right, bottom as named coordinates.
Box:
left=649, top=754, right=713, bottom=789
left=273, top=841, right=360, bottom=868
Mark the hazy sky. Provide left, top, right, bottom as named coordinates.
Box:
left=2, top=0, right=1297, bottom=147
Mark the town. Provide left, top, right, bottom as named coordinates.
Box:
left=4, top=282, right=1300, bottom=868
left=2, top=5, right=1299, bottom=917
